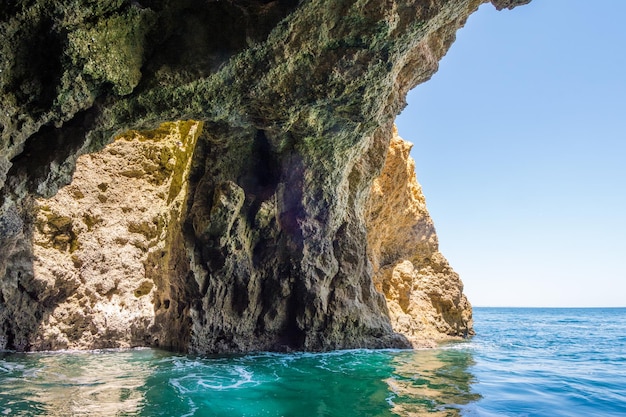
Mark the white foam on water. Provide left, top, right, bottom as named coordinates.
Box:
left=17, top=346, right=151, bottom=355
left=197, top=366, right=256, bottom=391
left=0, top=361, right=26, bottom=373
left=169, top=374, right=196, bottom=394
left=169, top=365, right=257, bottom=394
left=179, top=398, right=199, bottom=417
left=385, top=380, right=399, bottom=408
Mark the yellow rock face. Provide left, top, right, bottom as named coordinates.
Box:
left=30, top=121, right=201, bottom=350
left=1, top=0, right=517, bottom=351
left=366, top=128, right=473, bottom=346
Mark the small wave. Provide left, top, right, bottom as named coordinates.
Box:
left=172, top=358, right=209, bottom=369
left=12, top=346, right=153, bottom=356
left=179, top=398, right=198, bottom=417
left=169, top=365, right=257, bottom=394
left=0, top=361, right=26, bottom=374
left=169, top=374, right=194, bottom=394
left=198, top=366, right=255, bottom=390
left=245, top=348, right=410, bottom=360
left=555, top=318, right=583, bottom=323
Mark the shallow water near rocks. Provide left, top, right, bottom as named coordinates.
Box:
left=1, top=308, right=625, bottom=416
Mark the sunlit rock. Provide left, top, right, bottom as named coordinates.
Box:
left=366, top=128, right=473, bottom=347
left=0, top=0, right=529, bottom=352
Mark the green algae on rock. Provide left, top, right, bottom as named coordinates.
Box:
left=0, top=0, right=530, bottom=352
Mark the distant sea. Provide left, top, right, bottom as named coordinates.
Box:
left=1, top=307, right=625, bottom=416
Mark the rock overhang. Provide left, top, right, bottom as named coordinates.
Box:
left=0, top=0, right=530, bottom=352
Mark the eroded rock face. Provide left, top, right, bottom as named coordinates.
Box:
left=0, top=0, right=530, bottom=352
left=1, top=121, right=200, bottom=350
left=366, top=128, right=473, bottom=347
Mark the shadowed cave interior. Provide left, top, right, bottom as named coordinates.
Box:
left=0, top=0, right=530, bottom=353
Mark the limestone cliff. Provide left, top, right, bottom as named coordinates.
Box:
left=25, top=121, right=200, bottom=350
left=366, top=128, right=472, bottom=347
left=0, top=0, right=530, bottom=352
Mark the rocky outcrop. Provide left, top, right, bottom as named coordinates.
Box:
left=366, top=128, right=473, bottom=347
left=0, top=0, right=530, bottom=352
left=18, top=121, right=201, bottom=350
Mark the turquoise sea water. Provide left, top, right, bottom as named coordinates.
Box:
left=1, top=308, right=625, bottom=416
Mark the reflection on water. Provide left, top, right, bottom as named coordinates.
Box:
left=387, top=347, right=480, bottom=416
left=0, top=346, right=479, bottom=416
left=0, top=349, right=160, bottom=417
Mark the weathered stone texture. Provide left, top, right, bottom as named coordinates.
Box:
left=366, top=128, right=473, bottom=346
left=0, top=0, right=529, bottom=352
left=1, top=121, right=200, bottom=350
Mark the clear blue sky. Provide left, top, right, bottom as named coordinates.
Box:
left=396, top=0, right=626, bottom=307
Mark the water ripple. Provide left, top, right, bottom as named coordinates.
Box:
left=1, top=308, right=625, bottom=416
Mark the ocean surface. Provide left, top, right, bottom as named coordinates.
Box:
left=1, top=307, right=625, bottom=416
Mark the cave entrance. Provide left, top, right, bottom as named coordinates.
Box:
left=394, top=1, right=626, bottom=308
left=29, top=121, right=202, bottom=350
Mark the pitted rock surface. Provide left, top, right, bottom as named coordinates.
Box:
left=0, top=0, right=528, bottom=352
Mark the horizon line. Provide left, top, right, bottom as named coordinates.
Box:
left=472, top=305, right=626, bottom=309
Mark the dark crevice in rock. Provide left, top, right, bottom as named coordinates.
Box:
left=17, top=282, right=37, bottom=302
left=3, top=325, right=16, bottom=351
left=139, top=0, right=300, bottom=89
left=281, top=279, right=307, bottom=349
left=203, top=246, right=227, bottom=273
left=241, top=129, right=281, bottom=225
left=0, top=0, right=527, bottom=353
left=7, top=17, right=64, bottom=115
left=277, top=154, right=305, bottom=245
left=141, top=2, right=248, bottom=84
left=8, top=107, right=98, bottom=196
left=231, top=274, right=250, bottom=317
left=246, top=130, right=281, bottom=201
left=0, top=2, right=25, bottom=21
